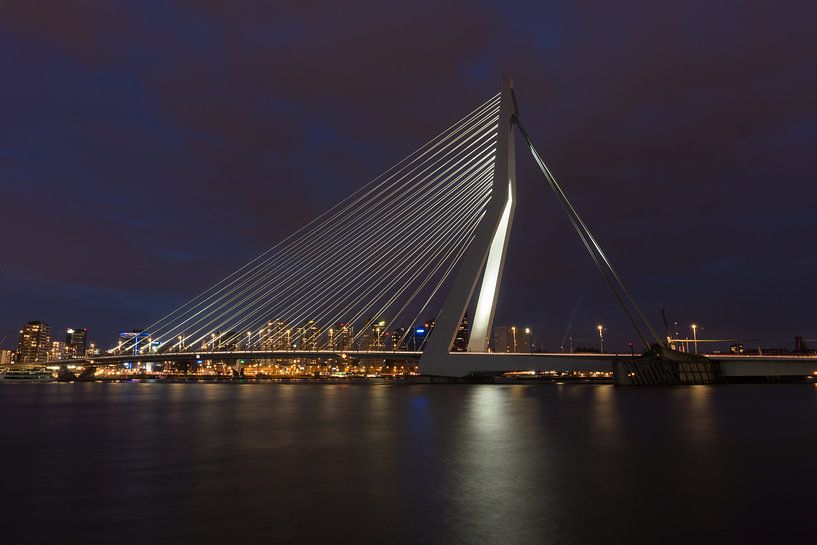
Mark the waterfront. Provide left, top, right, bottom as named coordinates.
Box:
left=2, top=383, right=817, bottom=544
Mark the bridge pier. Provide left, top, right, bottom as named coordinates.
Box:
left=612, top=357, right=719, bottom=385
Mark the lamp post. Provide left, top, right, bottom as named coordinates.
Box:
left=597, top=324, right=604, bottom=353
left=691, top=324, right=698, bottom=354
left=511, top=326, right=517, bottom=352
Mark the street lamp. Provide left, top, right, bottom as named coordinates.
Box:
left=597, top=324, right=604, bottom=353
left=691, top=324, right=698, bottom=354
left=511, top=326, right=517, bottom=352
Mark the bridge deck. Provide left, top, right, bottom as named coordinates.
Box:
left=44, top=351, right=817, bottom=380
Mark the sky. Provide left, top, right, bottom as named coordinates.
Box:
left=1, top=0, right=816, bottom=352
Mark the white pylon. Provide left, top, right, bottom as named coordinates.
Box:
left=421, top=74, right=517, bottom=375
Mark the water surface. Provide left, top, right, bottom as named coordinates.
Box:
left=2, top=383, right=815, bottom=544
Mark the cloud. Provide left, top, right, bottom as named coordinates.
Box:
left=1, top=0, right=816, bottom=348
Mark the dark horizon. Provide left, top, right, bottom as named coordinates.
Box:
left=2, top=1, right=816, bottom=352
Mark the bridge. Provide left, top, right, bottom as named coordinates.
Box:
left=49, top=75, right=817, bottom=383
left=56, top=349, right=617, bottom=369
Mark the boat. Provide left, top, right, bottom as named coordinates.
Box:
left=0, top=365, right=55, bottom=382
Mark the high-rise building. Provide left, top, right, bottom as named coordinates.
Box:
left=452, top=312, right=470, bottom=351
left=492, top=325, right=532, bottom=353
left=410, top=319, right=435, bottom=350
left=295, top=320, right=319, bottom=350
left=362, top=319, right=388, bottom=350
left=65, top=328, right=87, bottom=358
left=330, top=323, right=354, bottom=351
left=0, top=349, right=14, bottom=365
left=48, top=341, right=66, bottom=361
left=260, top=320, right=288, bottom=351
left=17, top=321, right=51, bottom=363
left=391, top=328, right=408, bottom=351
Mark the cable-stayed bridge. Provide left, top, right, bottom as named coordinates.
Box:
left=53, top=76, right=817, bottom=382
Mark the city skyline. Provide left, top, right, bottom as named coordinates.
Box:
left=2, top=2, right=816, bottom=352
left=9, top=315, right=547, bottom=362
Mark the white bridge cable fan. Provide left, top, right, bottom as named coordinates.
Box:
left=117, top=93, right=502, bottom=354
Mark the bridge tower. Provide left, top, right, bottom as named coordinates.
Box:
left=421, top=75, right=517, bottom=375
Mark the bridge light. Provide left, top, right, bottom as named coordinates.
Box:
left=691, top=324, right=699, bottom=354
left=597, top=325, right=604, bottom=353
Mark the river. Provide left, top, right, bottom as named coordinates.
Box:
left=2, top=382, right=815, bottom=544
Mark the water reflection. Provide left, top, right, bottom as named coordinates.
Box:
left=448, top=386, right=543, bottom=544
left=588, top=384, right=622, bottom=450
left=2, top=383, right=817, bottom=545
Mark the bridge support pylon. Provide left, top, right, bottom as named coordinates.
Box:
left=421, top=75, right=517, bottom=376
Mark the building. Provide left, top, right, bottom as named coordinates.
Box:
left=260, top=320, right=288, bottom=351
left=295, top=320, right=319, bottom=350
left=361, top=319, right=388, bottom=351
left=391, top=328, right=408, bottom=351
left=17, top=321, right=51, bottom=363
left=48, top=341, right=66, bottom=361
left=452, top=312, right=470, bottom=351
left=65, top=328, right=87, bottom=358
left=0, top=349, right=14, bottom=365
left=410, top=320, right=435, bottom=351
left=330, top=322, right=354, bottom=351
left=795, top=336, right=809, bottom=353
left=492, top=325, right=533, bottom=353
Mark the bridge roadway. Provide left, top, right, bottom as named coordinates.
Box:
left=55, top=350, right=611, bottom=366
left=49, top=350, right=817, bottom=378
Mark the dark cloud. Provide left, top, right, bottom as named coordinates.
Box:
left=1, top=0, right=816, bottom=349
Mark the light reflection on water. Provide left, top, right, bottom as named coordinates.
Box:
left=1, top=383, right=816, bottom=545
